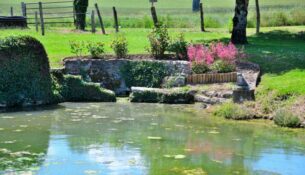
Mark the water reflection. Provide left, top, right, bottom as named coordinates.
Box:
left=37, top=135, right=147, bottom=175
left=0, top=102, right=304, bottom=175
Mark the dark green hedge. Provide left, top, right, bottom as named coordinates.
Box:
left=120, top=61, right=169, bottom=88
left=51, top=72, right=116, bottom=102
left=130, top=88, right=194, bottom=104
left=0, top=36, right=57, bottom=107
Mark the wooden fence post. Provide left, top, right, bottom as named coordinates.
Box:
left=38, top=2, right=45, bottom=36
left=91, top=10, right=96, bottom=33
left=95, top=3, right=106, bottom=34
left=151, top=6, right=158, bottom=27
left=255, top=0, right=261, bottom=34
left=21, top=2, right=26, bottom=17
left=113, top=7, right=119, bottom=33
left=10, top=7, right=14, bottom=16
left=200, top=3, right=205, bottom=32
left=35, top=11, right=39, bottom=32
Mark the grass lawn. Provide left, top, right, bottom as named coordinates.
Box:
left=0, top=26, right=304, bottom=101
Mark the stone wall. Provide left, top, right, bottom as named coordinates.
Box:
left=64, top=59, right=191, bottom=95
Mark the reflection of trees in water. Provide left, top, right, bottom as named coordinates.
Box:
left=0, top=111, right=52, bottom=171
left=50, top=103, right=305, bottom=175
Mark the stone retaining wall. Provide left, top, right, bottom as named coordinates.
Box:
left=64, top=59, right=191, bottom=95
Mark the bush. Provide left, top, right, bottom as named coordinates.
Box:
left=69, top=41, right=86, bottom=57
left=147, top=24, right=170, bottom=59
left=213, top=102, right=253, bottom=120
left=167, top=33, right=188, bottom=60
left=52, top=74, right=116, bottom=102
left=211, top=60, right=236, bottom=73
left=130, top=90, right=160, bottom=103
left=86, top=42, right=105, bottom=58
left=130, top=88, right=194, bottom=104
left=191, top=62, right=209, bottom=74
left=274, top=109, right=301, bottom=128
left=0, top=36, right=57, bottom=107
left=120, top=61, right=168, bottom=88
left=111, top=34, right=128, bottom=58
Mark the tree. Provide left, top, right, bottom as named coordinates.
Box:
left=255, top=0, right=261, bottom=34
left=231, top=0, right=249, bottom=44
left=74, top=0, right=89, bottom=30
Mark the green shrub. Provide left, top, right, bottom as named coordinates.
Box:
left=167, top=33, right=188, bottom=60
left=69, top=41, right=86, bottom=57
left=147, top=24, right=170, bottom=59
left=191, top=62, right=209, bottom=74
left=160, top=91, right=194, bottom=104
left=213, top=102, right=253, bottom=120
left=211, top=60, right=236, bottom=73
left=0, top=36, right=57, bottom=107
left=274, top=109, right=301, bottom=128
left=120, top=61, right=168, bottom=88
left=111, top=34, right=128, bottom=58
left=87, top=42, right=105, bottom=58
left=51, top=73, right=116, bottom=102
left=130, top=88, right=194, bottom=104
left=130, top=90, right=160, bottom=103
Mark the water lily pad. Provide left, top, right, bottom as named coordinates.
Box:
left=212, top=159, right=223, bottom=164
left=232, top=138, right=241, bottom=141
left=84, top=170, right=98, bottom=175
left=71, top=119, right=82, bottom=122
left=92, top=115, right=108, bottom=119
left=19, top=125, right=28, bottom=128
left=208, top=130, right=220, bottom=134
left=174, top=155, right=186, bottom=159
left=13, top=129, right=23, bottom=132
left=3, top=140, right=16, bottom=144
left=0, top=148, right=11, bottom=154
left=2, top=116, right=14, bottom=119
left=163, top=154, right=173, bottom=158
left=113, top=120, right=122, bottom=123
left=184, top=149, right=193, bottom=152
left=147, top=136, right=162, bottom=140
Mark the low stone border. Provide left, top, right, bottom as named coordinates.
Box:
left=130, top=87, right=194, bottom=104
left=187, top=72, right=237, bottom=84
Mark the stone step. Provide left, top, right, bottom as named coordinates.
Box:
left=194, top=94, right=229, bottom=105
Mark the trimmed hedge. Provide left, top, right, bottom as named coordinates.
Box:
left=0, top=36, right=57, bottom=107
left=51, top=72, right=116, bottom=102
left=120, top=61, right=169, bottom=88
left=130, top=87, right=194, bottom=104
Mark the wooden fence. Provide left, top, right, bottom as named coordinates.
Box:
left=187, top=72, right=237, bottom=84
left=1, top=1, right=209, bottom=35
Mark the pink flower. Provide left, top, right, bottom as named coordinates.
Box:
left=210, top=42, right=239, bottom=63
left=187, top=44, right=214, bottom=65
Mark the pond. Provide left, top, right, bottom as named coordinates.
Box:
left=0, top=102, right=304, bottom=175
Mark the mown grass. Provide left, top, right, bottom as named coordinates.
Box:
left=1, top=0, right=305, bottom=28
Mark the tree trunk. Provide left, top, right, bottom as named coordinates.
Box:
left=255, top=0, right=261, bottom=34
left=74, top=0, right=88, bottom=30
left=231, top=0, right=249, bottom=44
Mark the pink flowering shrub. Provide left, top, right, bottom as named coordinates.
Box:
left=188, top=42, right=245, bottom=73
left=210, top=42, right=238, bottom=63
left=187, top=44, right=214, bottom=65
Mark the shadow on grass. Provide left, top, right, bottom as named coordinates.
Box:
left=196, top=30, right=305, bottom=74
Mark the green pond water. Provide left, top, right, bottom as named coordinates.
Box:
left=0, top=102, right=304, bottom=175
